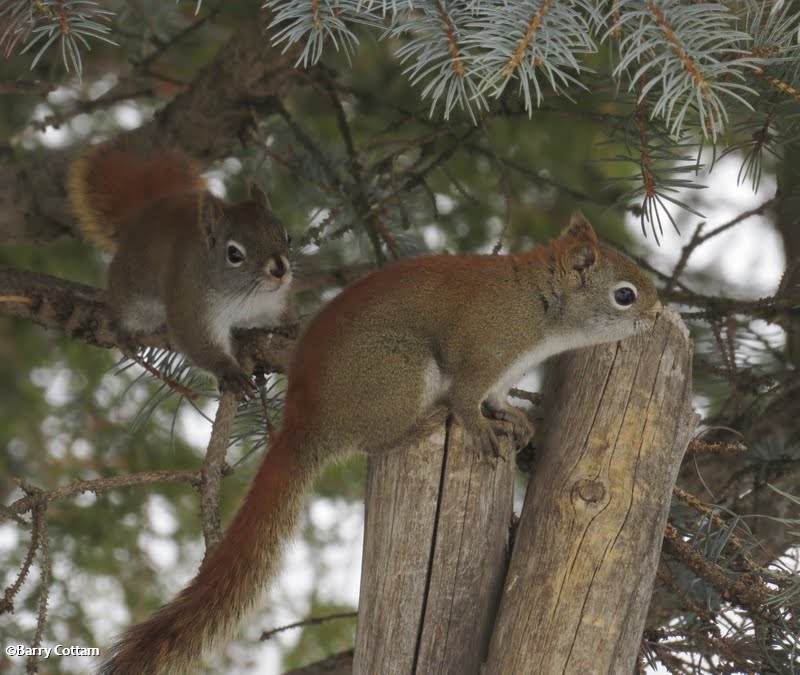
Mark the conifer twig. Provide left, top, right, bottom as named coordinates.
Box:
left=2, top=470, right=202, bottom=523
left=200, top=392, right=238, bottom=551
left=259, top=611, right=356, bottom=641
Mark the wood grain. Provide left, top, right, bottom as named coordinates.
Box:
left=353, top=416, right=515, bottom=674
left=484, top=309, right=696, bottom=674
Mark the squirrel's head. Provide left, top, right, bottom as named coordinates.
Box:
left=548, top=212, right=661, bottom=344
left=200, top=186, right=292, bottom=295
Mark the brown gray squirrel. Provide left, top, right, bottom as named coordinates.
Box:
left=99, top=213, right=661, bottom=674
left=69, top=143, right=292, bottom=396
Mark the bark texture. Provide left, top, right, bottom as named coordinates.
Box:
left=0, top=13, right=299, bottom=245
left=485, top=309, right=695, bottom=674
left=353, top=417, right=515, bottom=675
left=0, top=265, right=294, bottom=373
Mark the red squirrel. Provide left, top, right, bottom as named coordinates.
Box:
left=69, top=143, right=292, bottom=396
left=99, top=213, right=661, bottom=674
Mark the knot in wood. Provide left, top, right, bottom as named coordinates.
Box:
left=572, top=478, right=605, bottom=504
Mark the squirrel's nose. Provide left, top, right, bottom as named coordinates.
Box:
left=266, top=255, right=289, bottom=280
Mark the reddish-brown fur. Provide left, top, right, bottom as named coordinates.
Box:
left=69, top=146, right=204, bottom=252
left=69, top=143, right=292, bottom=397
left=99, top=216, right=659, bottom=673
left=101, top=409, right=316, bottom=674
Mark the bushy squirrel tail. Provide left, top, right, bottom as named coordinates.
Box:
left=69, top=144, right=204, bottom=253
left=98, top=425, right=318, bottom=674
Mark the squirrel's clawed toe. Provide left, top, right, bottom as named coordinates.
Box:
left=218, top=368, right=257, bottom=400
left=476, top=425, right=505, bottom=461
left=461, top=416, right=506, bottom=461
left=481, top=402, right=535, bottom=450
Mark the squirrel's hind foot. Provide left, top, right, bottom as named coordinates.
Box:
left=218, top=367, right=257, bottom=401
left=481, top=402, right=535, bottom=451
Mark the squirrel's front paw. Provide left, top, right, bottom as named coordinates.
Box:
left=481, top=402, right=535, bottom=450
left=218, top=368, right=257, bottom=400
left=464, top=418, right=506, bottom=461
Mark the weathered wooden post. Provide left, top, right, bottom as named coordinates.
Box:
left=353, top=417, right=515, bottom=674
left=484, top=309, right=696, bottom=674
left=346, top=310, right=694, bottom=675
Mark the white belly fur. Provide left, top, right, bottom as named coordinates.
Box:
left=420, top=358, right=452, bottom=414
left=419, top=331, right=600, bottom=416
left=121, top=298, right=167, bottom=333
left=487, top=331, right=594, bottom=407
left=208, top=285, right=290, bottom=356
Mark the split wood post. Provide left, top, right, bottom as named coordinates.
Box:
left=484, top=309, right=696, bottom=674
left=353, top=416, right=515, bottom=674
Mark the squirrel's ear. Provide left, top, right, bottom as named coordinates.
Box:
left=561, top=211, right=599, bottom=244
left=557, top=212, right=598, bottom=273
left=558, top=211, right=598, bottom=272
left=199, top=195, right=224, bottom=249
left=564, top=240, right=597, bottom=272
left=250, top=184, right=271, bottom=212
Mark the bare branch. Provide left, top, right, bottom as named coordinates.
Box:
left=0, top=265, right=295, bottom=374
left=27, top=511, right=50, bottom=675
left=2, top=470, right=201, bottom=523
left=0, top=13, right=301, bottom=245
left=200, top=392, right=238, bottom=552
left=662, top=523, right=774, bottom=620
left=0, top=79, right=55, bottom=95
left=260, top=611, right=356, bottom=641
left=666, top=195, right=777, bottom=292
left=0, top=503, right=43, bottom=614
left=685, top=440, right=748, bottom=456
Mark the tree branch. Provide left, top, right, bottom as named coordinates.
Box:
left=260, top=611, right=356, bottom=641
left=0, top=12, right=301, bottom=245
left=200, top=392, right=238, bottom=552
left=0, top=265, right=295, bottom=374
left=1, top=470, right=201, bottom=523
left=661, top=523, right=774, bottom=621
left=0, top=501, right=43, bottom=613
left=665, top=195, right=777, bottom=293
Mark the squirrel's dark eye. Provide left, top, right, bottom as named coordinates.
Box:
left=226, top=243, right=246, bottom=266
left=612, top=285, right=637, bottom=308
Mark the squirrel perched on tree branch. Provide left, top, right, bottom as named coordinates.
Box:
left=97, top=212, right=661, bottom=674
left=69, top=143, right=293, bottom=397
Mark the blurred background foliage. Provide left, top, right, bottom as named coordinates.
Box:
left=0, top=1, right=798, bottom=674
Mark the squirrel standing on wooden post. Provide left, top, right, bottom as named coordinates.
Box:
left=69, top=143, right=293, bottom=397
left=96, top=212, right=661, bottom=674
